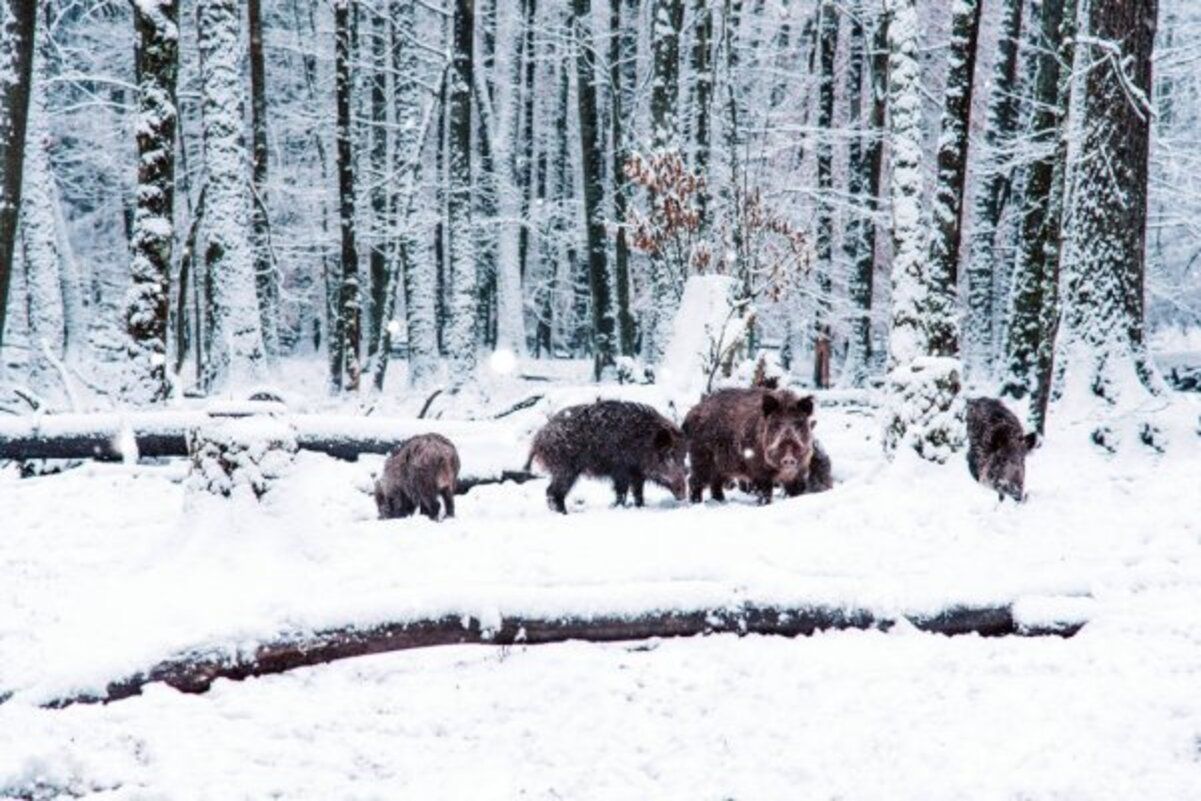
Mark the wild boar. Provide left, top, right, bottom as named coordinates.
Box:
left=527, top=400, right=688, bottom=513
left=375, top=433, right=460, bottom=520
left=966, top=397, right=1038, bottom=502
left=683, top=387, right=816, bottom=504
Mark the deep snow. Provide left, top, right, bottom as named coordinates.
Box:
left=0, top=367, right=1199, bottom=798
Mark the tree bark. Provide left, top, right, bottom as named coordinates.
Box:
left=197, top=0, right=265, bottom=391
left=812, top=0, right=839, bottom=389
left=1053, top=0, right=1160, bottom=440
left=925, top=0, right=983, bottom=358
left=964, top=0, right=1024, bottom=376
left=609, top=0, right=636, bottom=356
left=446, top=0, right=477, bottom=385
left=0, top=0, right=37, bottom=358
left=247, top=0, right=278, bottom=359
left=36, top=602, right=1084, bottom=708
left=572, top=0, right=616, bottom=379
left=125, top=0, right=178, bottom=403
left=332, top=0, right=361, bottom=392
left=1002, top=0, right=1069, bottom=426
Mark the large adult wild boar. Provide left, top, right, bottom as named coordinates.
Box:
left=375, top=433, right=460, bottom=520
left=527, top=400, right=688, bottom=513
left=966, top=397, right=1038, bottom=502
left=684, top=387, right=816, bottom=504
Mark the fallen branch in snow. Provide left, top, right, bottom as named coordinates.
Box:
left=33, top=602, right=1084, bottom=709
left=492, top=394, right=544, bottom=419
left=0, top=412, right=533, bottom=493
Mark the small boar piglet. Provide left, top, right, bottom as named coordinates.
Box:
left=683, top=388, right=816, bottom=504
left=966, top=397, right=1039, bottom=502
left=528, top=400, right=688, bottom=514
left=375, top=433, right=461, bottom=521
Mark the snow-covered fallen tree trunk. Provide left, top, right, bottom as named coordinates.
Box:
left=0, top=410, right=535, bottom=491
left=33, top=602, right=1085, bottom=709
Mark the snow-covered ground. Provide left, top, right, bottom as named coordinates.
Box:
left=1, top=369, right=1199, bottom=798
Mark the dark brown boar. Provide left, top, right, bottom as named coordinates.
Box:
left=527, top=400, right=688, bottom=513
left=375, top=433, right=461, bottom=520
left=683, top=387, right=815, bottom=504
left=782, top=438, right=833, bottom=496
left=966, top=397, right=1038, bottom=502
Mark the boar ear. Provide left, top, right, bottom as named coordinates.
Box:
left=797, top=395, right=815, bottom=416
left=1024, top=431, right=1040, bottom=451
left=653, top=428, right=673, bottom=451
left=762, top=393, right=780, bottom=416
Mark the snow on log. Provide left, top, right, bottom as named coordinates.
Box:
left=0, top=410, right=533, bottom=491
left=36, top=602, right=1085, bottom=708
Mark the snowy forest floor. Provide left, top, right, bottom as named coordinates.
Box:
left=1, top=358, right=1200, bottom=799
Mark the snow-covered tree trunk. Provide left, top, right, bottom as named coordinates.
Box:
left=812, top=0, right=839, bottom=388
left=689, top=0, right=713, bottom=228
left=247, top=0, right=278, bottom=360
left=365, top=6, right=389, bottom=370
left=445, top=0, right=477, bottom=386
left=1052, top=0, right=1161, bottom=445
left=0, top=0, right=36, bottom=359
left=19, top=32, right=64, bottom=396
left=882, top=0, right=965, bottom=462
left=645, top=0, right=684, bottom=363
left=197, top=0, right=265, bottom=392
left=332, top=0, right=361, bottom=392
left=842, top=3, right=888, bottom=388
left=609, top=0, right=636, bottom=356
left=572, top=0, right=616, bottom=379
left=1002, top=0, right=1071, bottom=424
left=124, top=0, right=178, bottom=404
left=391, top=0, right=434, bottom=389
left=926, top=0, right=982, bottom=357
left=491, top=3, right=526, bottom=357
left=964, top=0, right=1024, bottom=377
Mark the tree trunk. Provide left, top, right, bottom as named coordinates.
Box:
left=247, top=0, right=278, bottom=360
left=38, top=601, right=1083, bottom=708
left=841, top=1, right=885, bottom=388
left=690, top=0, right=713, bottom=228
left=812, top=0, right=839, bottom=388
left=609, top=0, right=636, bottom=356
left=571, top=0, right=616, bottom=379
left=446, top=0, right=477, bottom=386
left=197, top=0, right=265, bottom=391
left=1053, top=0, right=1160, bottom=444
left=490, top=3, right=527, bottom=357
left=925, top=0, right=982, bottom=358
left=124, top=0, right=178, bottom=403
left=882, top=0, right=964, bottom=462
left=332, top=0, right=361, bottom=392
left=964, top=0, right=1024, bottom=377
left=1001, top=0, right=1070, bottom=427
left=0, top=0, right=36, bottom=359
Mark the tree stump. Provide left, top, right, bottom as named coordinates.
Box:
left=186, top=415, right=298, bottom=499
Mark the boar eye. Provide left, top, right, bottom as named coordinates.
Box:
left=797, top=395, right=815, bottom=416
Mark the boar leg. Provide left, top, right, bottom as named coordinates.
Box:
left=546, top=471, right=578, bottom=514
left=709, top=479, right=726, bottom=502
left=419, top=495, right=441, bottom=520
left=689, top=452, right=714, bottom=503
left=396, top=492, right=417, bottom=518
left=753, top=479, right=774, bottom=504
left=612, top=476, right=629, bottom=507
left=440, top=488, right=455, bottom=518
left=631, top=475, right=645, bottom=508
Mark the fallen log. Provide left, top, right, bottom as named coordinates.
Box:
left=0, top=412, right=535, bottom=493
left=36, top=602, right=1084, bottom=709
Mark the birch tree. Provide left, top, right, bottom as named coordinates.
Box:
left=882, top=0, right=964, bottom=462
left=197, top=0, right=265, bottom=391
left=0, top=0, right=36, bottom=358
left=124, top=0, right=178, bottom=403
